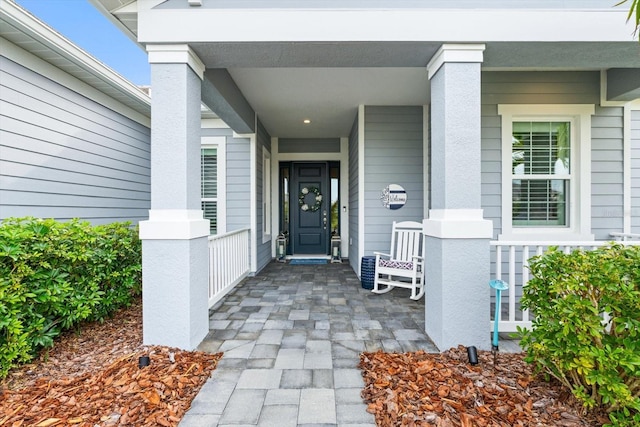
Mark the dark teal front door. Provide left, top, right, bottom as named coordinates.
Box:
left=292, top=162, right=329, bottom=255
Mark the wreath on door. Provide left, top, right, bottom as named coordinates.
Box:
left=299, top=186, right=323, bottom=212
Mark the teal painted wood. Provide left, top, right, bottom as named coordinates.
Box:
left=0, top=57, right=150, bottom=224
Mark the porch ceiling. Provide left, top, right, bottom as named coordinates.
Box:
left=89, top=0, right=640, bottom=139
left=192, top=40, right=640, bottom=138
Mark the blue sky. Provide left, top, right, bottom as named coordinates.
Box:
left=15, top=0, right=150, bottom=86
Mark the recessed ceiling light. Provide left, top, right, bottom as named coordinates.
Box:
left=303, top=119, right=311, bottom=124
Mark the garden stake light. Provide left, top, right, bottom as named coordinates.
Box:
left=489, top=279, right=509, bottom=366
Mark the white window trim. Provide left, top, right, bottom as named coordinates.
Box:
left=498, top=104, right=595, bottom=241
left=201, top=136, right=226, bottom=235
left=262, top=147, right=272, bottom=243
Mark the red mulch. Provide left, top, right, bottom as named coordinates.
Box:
left=1, top=298, right=609, bottom=426
left=359, top=347, right=609, bottom=427
left=0, top=298, right=221, bottom=427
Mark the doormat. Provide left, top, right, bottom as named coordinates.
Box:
left=289, top=258, right=328, bottom=265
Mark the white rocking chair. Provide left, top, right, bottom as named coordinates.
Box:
left=372, top=220, right=425, bottom=300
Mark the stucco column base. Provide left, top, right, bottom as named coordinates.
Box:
left=424, top=211, right=493, bottom=351
left=139, top=210, right=210, bottom=350
left=141, top=234, right=209, bottom=350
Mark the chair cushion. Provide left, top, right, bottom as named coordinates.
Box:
left=378, top=259, right=414, bottom=270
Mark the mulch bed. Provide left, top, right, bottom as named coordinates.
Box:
left=2, top=297, right=608, bottom=426
left=0, top=298, right=221, bottom=427
left=359, top=347, right=608, bottom=427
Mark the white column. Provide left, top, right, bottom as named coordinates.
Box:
left=138, top=45, right=209, bottom=350
left=424, top=44, right=494, bottom=351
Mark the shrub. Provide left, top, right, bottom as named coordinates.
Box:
left=0, top=217, right=141, bottom=378
left=518, top=244, right=640, bottom=426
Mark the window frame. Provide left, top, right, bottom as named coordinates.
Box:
left=262, top=147, right=272, bottom=243
left=201, top=136, right=226, bottom=235
left=498, top=104, right=595, bottom=241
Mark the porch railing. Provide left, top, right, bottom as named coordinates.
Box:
left=208, top=228, right=250, bottom=308
left=489, top=239, right=640, bottom=333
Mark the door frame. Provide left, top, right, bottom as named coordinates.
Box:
left=271, top=138, right=350, bottom=259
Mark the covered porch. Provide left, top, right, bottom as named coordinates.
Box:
left=91, top=1, right=640, bottom=353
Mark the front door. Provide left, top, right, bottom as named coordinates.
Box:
left=291, top=162, right=329, bottom=254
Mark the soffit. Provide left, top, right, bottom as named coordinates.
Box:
left=0, top=5, right=150, bottom=119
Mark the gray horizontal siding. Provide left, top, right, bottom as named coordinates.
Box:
left=0, top=57, right=150, bottom=225
left=480, top=71, right=624, bottom=241
left=225, top=137, right=251, bottom=233
left=363, top=106, right=423, bottom=256
left=279, top=138, right=340, bottom=153
left=632, top=110, right=640, bottom=234
left=348, top=115, right=360, bottom=274
left=256, top=119, right=272, bottom=273
left=591, top=106, right=624, bottom=239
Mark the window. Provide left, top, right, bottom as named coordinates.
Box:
left=499, top=105, right=594, bottom=240
left=201, top=147, right=218, bottom=235
left=511, top=121, right=570, bottom=227
left=200, top=137, right=226, bottom=235
left=262, top=147, right=271, bottom=242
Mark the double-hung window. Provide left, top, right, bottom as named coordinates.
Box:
left=498, top=105, right=594, bottom=240
left=200, top=137, right=226, bottom=235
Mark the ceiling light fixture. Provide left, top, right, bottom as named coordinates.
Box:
left=303, top=119, right=311, bottom=124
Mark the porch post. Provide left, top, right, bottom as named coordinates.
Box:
left=424, top=44, right=493, bottom=351
left=139, top=45, right=209, bottom=350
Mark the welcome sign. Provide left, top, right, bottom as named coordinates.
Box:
left=381, top=184, right=407, bottom=210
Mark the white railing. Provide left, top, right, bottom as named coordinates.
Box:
left=208, top=228, right=250, bottom=308
left=610, top=232, right=640, bottom=241
left=489, top=239, right=640, bottom=333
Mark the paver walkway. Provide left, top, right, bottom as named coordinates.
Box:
left=178, top=261, right=436, bottom=426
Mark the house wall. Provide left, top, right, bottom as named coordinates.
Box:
left=591, top=106, right=624, bottom=237
left=201, top=126, right=252, bottom=234
left=225, top=135, right=252, bottom=233
left=632, top=109, right=640, bottom=234
left=363, top=106, right=424, bottom=255
left=0, top=56, right=150, bottom=225
left=481, top=71, right=624, bottom=240
left=255, top=119, right=272, bottom=272
left=279, top=138, right=341, bottom=153
left=348, top=114, right=360, bottom=274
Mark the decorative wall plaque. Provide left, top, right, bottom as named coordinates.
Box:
left=381, top=184, right=407, bottom=210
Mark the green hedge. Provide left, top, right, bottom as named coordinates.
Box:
left=518, top=244, right=640, bottom=427
left=0, top=217, right=142, bottom=378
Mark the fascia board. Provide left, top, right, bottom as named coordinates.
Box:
left=1, top=0, right=150, bottom=114
left=137, top=8, right=636, bottom=43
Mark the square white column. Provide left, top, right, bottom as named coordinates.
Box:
left=139, top=48, right=209, bottom=350
left=425, top=45, right=493, bottom=351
